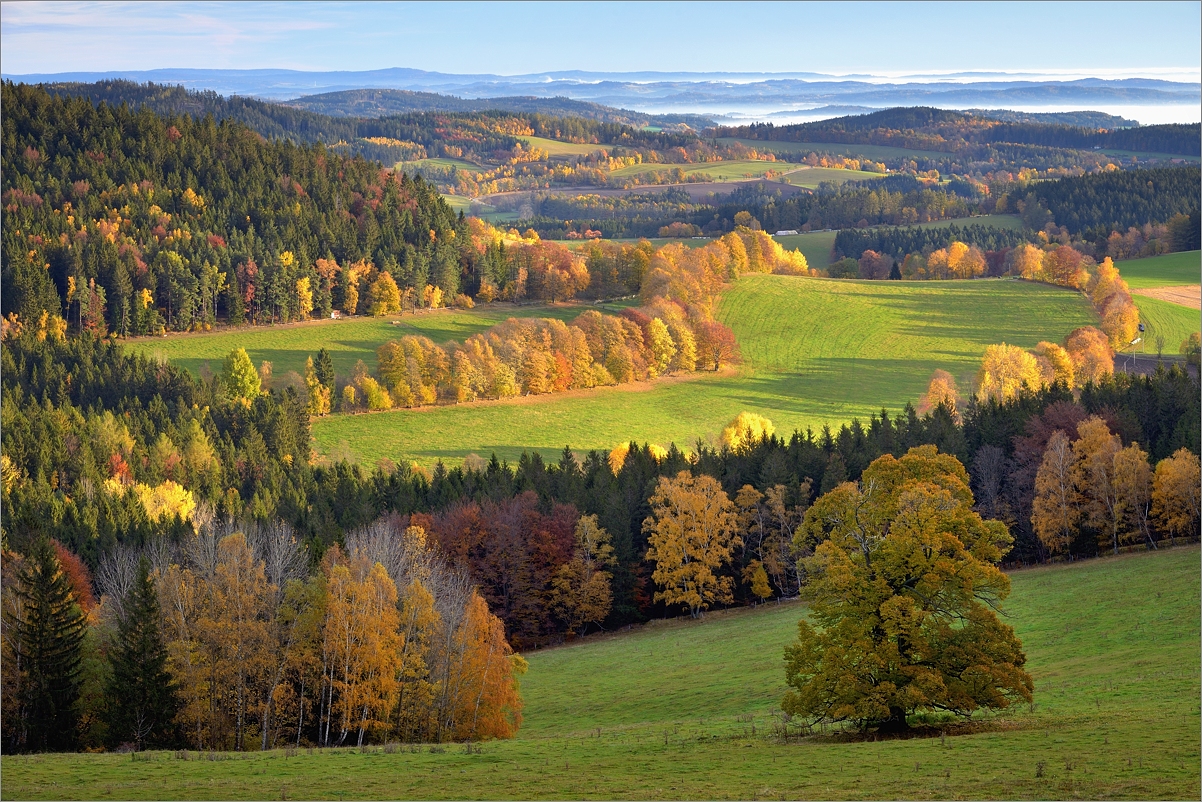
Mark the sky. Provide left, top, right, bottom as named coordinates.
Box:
left=2, top=0, right=1200, bottom=79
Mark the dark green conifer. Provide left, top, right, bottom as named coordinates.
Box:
left=104, top=557, right=180, bottom=750
left=316, top=348, right=335, bottom=389
left=6, top=538, right=88, bottom=752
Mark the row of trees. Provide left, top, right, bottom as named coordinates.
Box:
left=1, top=517, right=524, bottom=753
left=4, top=325, right=1198, bottom=641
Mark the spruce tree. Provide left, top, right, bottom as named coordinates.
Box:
left=316, top=348, right=335, bottom=389
left=105, top=557, right=180, bottom=750
left=7, top=538, right=88, bottom=752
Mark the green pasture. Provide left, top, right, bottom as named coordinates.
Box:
left=397, top=157, right=482, bottom=174
left=3, top=545, right=1197, bottom=799
left=1098, top=148, right=1201, bottom=164
left=1118, top=251, right=1200, bottom=289
left=518, top=136, right=607, bottom=157
left=781, top=166, right=884, bottom=188
left=898, top=214, right=1026, bottom=232
left=608, top=160, right=787, bottom=181
left=771, top=230, right=836, bottom=268
left=1132, top=295, right=1201, bottom=354
left=309, top=275, right=1095, bottom=468
left=127, top=305, right=587, bottom=380
left=716, top=137, right=950, bottom=162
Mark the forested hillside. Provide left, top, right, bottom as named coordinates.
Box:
left=717, top=107, right=1202, bottom=156
left=2, top=82, right=462, bottom=334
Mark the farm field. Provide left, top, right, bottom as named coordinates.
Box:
left=892, top=214, right=1025, bottom=231
left=127, top=304, right=593, bottom=380
left=1131, top=295, right=1201, bottom=353
left=3, top=545, right=1197, bottom=800
left=769, top=215, right=1022, bottom=269
left=1118, top=250, right=1200, bottom=289
left=396, top=157, right=482, bottom=174
left=310, top=275, right=1095, bottom=468
left=780, top=166, right=881, bottom=187
left=605, top=160, right=879, bottom=186
left=771, top=230, right=836, bottom=268
left=518, top=135, right=607, bottom=157
left=1098, top=148, right=1201, bottom=163
left=716, top=137, right=950, bottom=162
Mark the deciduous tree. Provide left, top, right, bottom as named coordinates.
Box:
left=785, top=446, right=1031, bottom=733
left=644, top=472, right=741, bottom=618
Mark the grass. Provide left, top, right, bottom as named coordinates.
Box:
left=1131, top=295, right=1201, bottom=355
left=716, top=137, right=950, bottom=162
left=769, top=215, right=1022, bottom=271
left=396, top=157, right=483, bottom=174
left=3, top=545, right=1197, bottom=799
left=127, top=305, right=587, bottom=380
left=1118, top=251, right=1200, bottom=289
left=604, top=160, right=879, bottom=186
left=518, top=136, right=608, bottom=157
left=772, top=231, right=836, bottom=268
left=310, top=275, right=1095, bottom=468
left=781, top=166, right=883, bottom=188
left=1097, top=148, right=1201, bottom=163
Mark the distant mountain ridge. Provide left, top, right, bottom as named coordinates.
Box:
left=282, top=88, right=716, bottom=129
left=4, top=67, right=1197, bottom=116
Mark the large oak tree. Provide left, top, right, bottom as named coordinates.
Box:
left=785, top=446, right=1033, bottom=733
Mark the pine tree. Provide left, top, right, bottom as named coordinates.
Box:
left=6, top=538, right=88, bottom=752
left=105, top=557, right=180, bottom=750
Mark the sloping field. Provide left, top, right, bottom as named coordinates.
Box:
left=127, top=305, right=586, bottom=379
left=517, top=135, right=607, bottom=157
left=716, top=137, right=950, bottom=162
left=309, top=275, right=1095, bottom=467
left=1132, top=294, right=1201, bottom=353
left=1119, top=251, right=1200, bottom=289
left=4, top=546, right=1197, bottom=799
left=781, top=166, right=881, bottom=187
left=772, top=231, right=837, bottom=268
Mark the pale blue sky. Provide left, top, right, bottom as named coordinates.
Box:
left=2, top=1, right=1199, bottom=79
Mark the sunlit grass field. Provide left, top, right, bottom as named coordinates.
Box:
left=309, top=275, right=1095, bottom=468
left=3, top=545, right=1197, bottom=800
left=1131, top=295, right=1200, bottom=354
left=715, top=137, right=951, bottom=162
left=1118, top=250, right=1200, bottom=289
left=518, top=135, right=608, bottom=157
left=126, top=305, right=592, bottom=380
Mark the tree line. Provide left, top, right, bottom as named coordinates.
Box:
left=2, top=515, right=525, bottom=753
left=715, top=109, right=1201, bottom=158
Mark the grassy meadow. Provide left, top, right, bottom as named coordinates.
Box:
left=715, top=137, right=950, bottom=162
left=1131, top=295, right=1200, bottom=354
left=126, top=305, right=596, bottom=380
left=772, top=231, right=836, bottom=268
left=1118, top=250, right=1200, bottom=289
left=518, top=136, right=608, bottom=157
left=310, top=275, right=1095, bottom=468
left=3, top=545, right=1197, bottom=800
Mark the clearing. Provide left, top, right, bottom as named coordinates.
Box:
left=716, top=137, right=950, bottom=162
left=2, top=545, right=1197, bottom=799
left=1118, top=251, right=1200, bottom=289
left=309, top=275, right=1095, bottom=468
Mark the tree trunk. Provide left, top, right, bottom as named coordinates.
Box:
left=877, top=706, right=910, bottom=734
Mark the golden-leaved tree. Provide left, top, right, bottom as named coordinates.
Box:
left=644, top=472, right=741, bottom=618
left=785, top=446, right=1032, bottom=733
left=549, top=515, right=616, bottom=636
left=1152, top=448, right=1201, bottom=543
